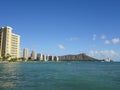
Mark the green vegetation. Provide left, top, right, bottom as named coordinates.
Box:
left=0, top=53, right=21, bottom=62
left=0, top=53, right=11, bottom=61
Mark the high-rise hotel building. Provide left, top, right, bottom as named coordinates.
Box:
left=31, top=50, right=36, bottom=60
left=23, top=48, right=28, bottom=60
left=0, top=26, right=20, bottom=58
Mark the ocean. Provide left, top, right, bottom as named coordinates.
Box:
left=0, top=62, right=120, bottom=90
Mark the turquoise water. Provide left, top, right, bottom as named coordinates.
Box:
left=0, top=62, right=120, bottom=90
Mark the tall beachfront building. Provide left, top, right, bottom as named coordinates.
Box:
left=31, top=50, right=36, bottom=60
left=0, top=26, right=20, bottom=58
left=23, top=48, right=28, bottom=60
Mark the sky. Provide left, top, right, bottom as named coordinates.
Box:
left=0, top=0, right=120, bottom=61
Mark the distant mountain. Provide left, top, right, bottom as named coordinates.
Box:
left=59, top=53, right=100, bottom=61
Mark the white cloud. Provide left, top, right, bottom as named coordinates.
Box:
left=88, top=50, right=120, bottom=61
left=101, top=35, right=106, bottom=39
left=58, top=44, right=65, bottom=50
left=105, top=40, right=110, bottom=44
left=100, top=50, right=118, bottom=57
left=112, top=38, right=120, bottom=44
left=69, top=37, right=79, bottom=41
left=92, top=34, right=97, bottom=40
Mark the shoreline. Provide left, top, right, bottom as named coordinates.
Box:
left=0, top=60, right=116, bottom=63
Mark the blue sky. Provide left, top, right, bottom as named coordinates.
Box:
left=0, top=0, right=120, bottom=61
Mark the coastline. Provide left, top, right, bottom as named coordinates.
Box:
left=0, top=60, right=114, bottom=63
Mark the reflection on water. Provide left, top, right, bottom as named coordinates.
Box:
left=0, top=63, right=21, bottom=89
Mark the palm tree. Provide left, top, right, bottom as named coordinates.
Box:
left=6, top=53, right=11, bottom=61
left=10, top=58, right=18, bottom=62
left=1, top=53, right=11, bottom=61
left=1, top=54, right=6, bottom=61
left=0, top=57, right=2, bottom=61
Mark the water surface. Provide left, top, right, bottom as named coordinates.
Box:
left=0, top=62, right=120, bottom=90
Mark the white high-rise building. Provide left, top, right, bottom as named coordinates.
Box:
left=23, top=48, right=28, bottom=60
left=43, top=55, right=47, bottom=61
left=37, top=53, right=43, bottom=61
left=54, top=56, right=59, bottom=61
left=31, top=50, right=36, bottom=60
left=46, top=55, right=49, bottom=61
